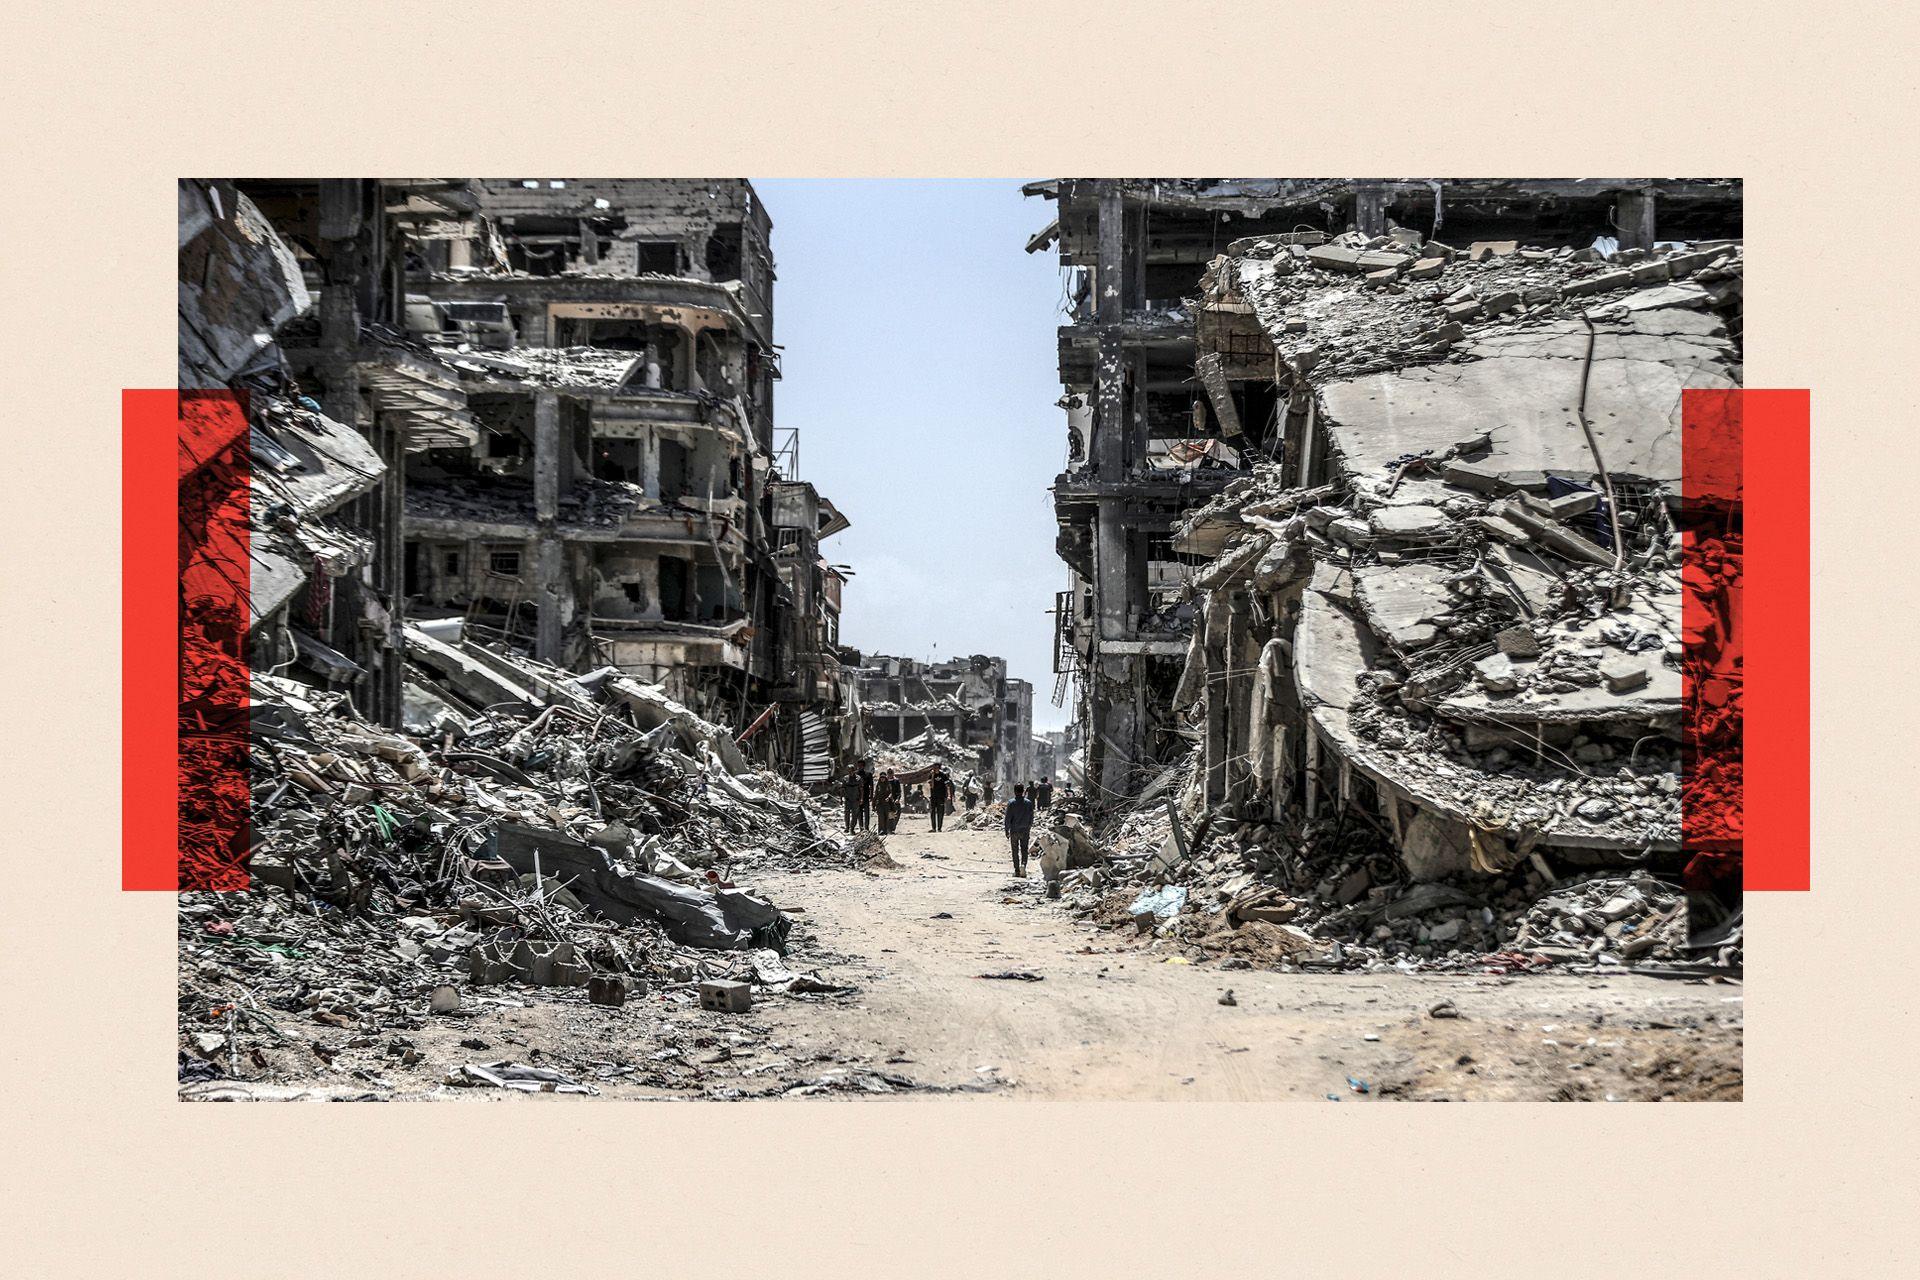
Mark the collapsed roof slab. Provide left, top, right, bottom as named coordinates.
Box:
left=1319, top=309, right=1735, bottom=488
left=1296, top=578, right=1676, bottom=854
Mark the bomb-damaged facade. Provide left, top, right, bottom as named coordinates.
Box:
left=181, top=179, right=860, bottom=782
left=1031, top=178, right=1742, bottom=880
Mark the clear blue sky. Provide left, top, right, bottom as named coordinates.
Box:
left=753, top=180, right=1074, bottom=730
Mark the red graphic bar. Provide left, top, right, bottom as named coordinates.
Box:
left=1742, top=389, right=1810, bottom=889
left=1680, top=388, right=1808, bottom=894
left=124, top=389, right=254, bottom=891
left=124, top=390, right=180, bottom=889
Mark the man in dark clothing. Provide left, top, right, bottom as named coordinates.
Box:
left=855, top=762, right=875, bottom=831
left=929, top=768, right=952, bottom=832
left=841, top=770, right=864, bottom=833
left=1036, top=779, right=1053, bottom=810
left=876, top=769, right=902, bottom=835
left=1004, top=784, right=1035, bottom=877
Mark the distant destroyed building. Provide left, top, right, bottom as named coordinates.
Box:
left=179, top=179, right=859, bottom=782
left=852, top=653, right=1034, bottom=791
left=1030, top=178, right=1741, bottom=878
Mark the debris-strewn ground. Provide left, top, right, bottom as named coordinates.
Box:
left=744, top=827, right=1737, bottom=1101
left=178, top=639, right=908, bottom=1099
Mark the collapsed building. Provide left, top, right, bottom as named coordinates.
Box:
left=177, top=181, right=901, bottom=1094
left=1030, top=179, right=1744, bottom=967
left=1028, top=179, right=1741, bottom=812
left=851, top=653, right=1034, bottom=791
left=179, top=179, right=859, bottom=785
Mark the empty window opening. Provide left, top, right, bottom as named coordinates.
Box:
left=635, top=241, right=681, bottom=274
left=706, top=223, right=743, bottom=281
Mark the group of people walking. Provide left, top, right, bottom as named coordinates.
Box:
left=838, top=759, right=1061, bottom=877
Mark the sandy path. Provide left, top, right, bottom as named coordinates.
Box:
left=749, top=824, right=1743, bottom=1101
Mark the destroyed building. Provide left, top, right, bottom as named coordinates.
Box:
left=181, top=179, right=860, bottom=783
left=1027, top=179, right=1742, bottom=814
left=1034, top=178, right=1745, bottom=971
left=1029, top=177, right=1751, bottom=821
left=852, top=653, right=1034, bottom=790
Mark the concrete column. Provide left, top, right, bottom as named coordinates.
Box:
left=1096, top=653, right=1139, bottom=802
left=1096, top=186, right=1124, bottom=324
left=1617, top=189, right=1657, bottom=250
left=533, top=391, right=560, bottom=521
left=1128, top=348, right=1149, bottom=471
left=1204, top=602, right=1229, bottom=804
left=378, top=415, right=406, bottom=725
left=1095, top=500, right=1130, bottom=641
left=1354, top=183, right=1387, bottom=237
left=533, top=535, right=565, bottom=664
left=1094, top=333, right=1125, bottom=481
left=532, top=391, right=563, bottom=664
left=1124, top=202, right=1147, bottom=310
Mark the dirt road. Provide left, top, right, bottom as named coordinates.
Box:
left=744, top=824, right=1742, bottom=1101
left=191, top=823, right=1740, bottom=1101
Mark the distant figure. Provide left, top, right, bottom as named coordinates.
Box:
left=855, top=760, right=875, bottom=831
left=964, top=777, right=979, bottom=811
left=929, top=768, right=952, bottom=832
left=1037, top=778, right=1054, bottom=810
left=876, top=769, right=903, bottom=835
left=1004, top=784, right=1035, bottom=877
left=841, top=769, right=864, bottom=833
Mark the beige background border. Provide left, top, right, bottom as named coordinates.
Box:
left=2, top=2, right=1911, bottom=1274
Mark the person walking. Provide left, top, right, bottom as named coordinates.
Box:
left=855, top=760, right=875, bottom=831
left=841, top=769, right=863, bottom=833
left=929, top=767, right=952, bottom=832
left=1004, top=784, right=1035, bottom=877
left=876, top=769, right=902, bottom=835
left=1037, top=778, right=1054, bottom=810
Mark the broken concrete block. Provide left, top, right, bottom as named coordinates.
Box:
left=1546, top=489, right=1599, bottom=519
left=1564, top=269, right=1634, bottom=296
left=1329, top=517, right=1374, bottom=545
left=587, top=974, right=633, bottom=1007
left=1494, top=626, right=1542, bottom=658
left=429, top=984, right=460, bottom=1015
left=1364, top=266, right=1402, bottom=286
left=1369, top=504, right=1452, bottom=539
left=1335, top=867, right=1372, bottom=905
left=1444, top=301, right=1481, bottom=322
left=1428, top=919, right=1463, bottom=943
left=1629, top=260, right=1672, bottom=284
left=1468, top=513, right=1531, bottom=545
left=1440, top=459, right=1506, bottom=494
left=1416, top=321, right=1465, bottom=347
left=1467, top=240, right=1518, bottom=262
left=1407, top=257, right=1446, bottom=280
left=1663, top=247, right=1722, bottom=276
left=1473, top=652, right=1519, bottom=694
left=1523, top=285, right=1561, bottom=305
left=1422, top=241, right=1457, bottom=259
left=1599, top=657, right=1650, bottom=693
left=699, top=980, right=752, bottom=1013
left=1480, top=291, right=1520, bottom=317
left=1283, top=317, right=1308, bottom=334
left=1306, top=244, right=1413, bottom=274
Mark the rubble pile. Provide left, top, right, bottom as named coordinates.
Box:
left=1052, top=753, right=1722, bottom=974
left=406, top=473, right=672, bottom=531
left=873, top=728, right=979, bottom=777
left=1218, top=230, right=1742, bottom=382
left=179, top=634, right=857, bottom=1088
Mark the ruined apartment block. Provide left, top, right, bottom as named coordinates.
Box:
left=1034, top=177, right=1741, bottom=883
left=854, top=654, right=1035, bottom=792
left=184, top=179, right=858, bottom=784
